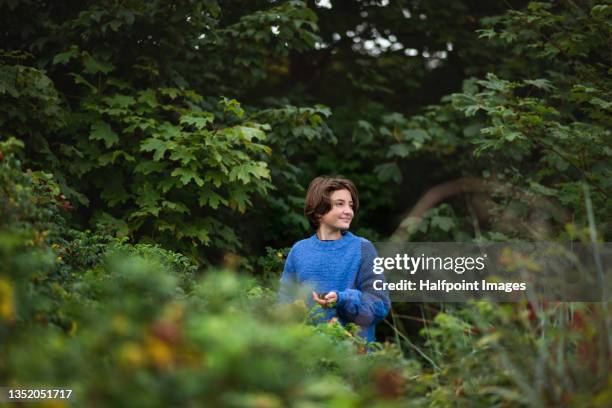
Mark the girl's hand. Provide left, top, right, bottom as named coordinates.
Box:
left=312, top=291, right=338, bottom=307
left=324, top=291, right=338, bottom=306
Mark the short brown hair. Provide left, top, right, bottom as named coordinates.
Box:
left=304, top=176, right=359, bottom=230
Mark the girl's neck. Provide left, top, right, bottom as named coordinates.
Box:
left=316, top=225, right=343, bottom=241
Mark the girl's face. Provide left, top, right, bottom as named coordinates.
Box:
left=319, top=189, right=354, bottom=231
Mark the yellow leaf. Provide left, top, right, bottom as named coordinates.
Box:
left=0, top=278, right=15, bottom=322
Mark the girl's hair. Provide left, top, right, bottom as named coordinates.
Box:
left=304, top=176, right=359, bottom=230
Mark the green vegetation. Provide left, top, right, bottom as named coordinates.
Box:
left=1, top=0, right=610, bottom=406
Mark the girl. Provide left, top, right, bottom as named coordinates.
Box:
left=279, top=176, right=390, bottom=342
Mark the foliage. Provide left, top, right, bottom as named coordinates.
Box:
left=0, top=154, right=417, bottom=406
left=5, top=147, right=607, bottom=406
left=414, top=302, right=611, bottom=407
left=356, top=0, right=611, bottom=242
left=0, top=0, right=330, bottom=256
left=0, top=137, right=66, bottom=240
left=257, top=246, right=291, bottom=282
left=248, top=103, right=335, bottom=246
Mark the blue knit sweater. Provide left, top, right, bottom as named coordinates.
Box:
left=278, top=231, right=390, bottom=342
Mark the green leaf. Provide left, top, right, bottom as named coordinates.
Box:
left=382, top=112, right=407, bottom=126
left=184, top=90, right=204, bottom=103
left=228, top=186, right=251, bottom=213
left=228, top=165, right=251, bottom=183
left=387, top=143, right=412, bottom=158
left=248, top=162, right=270, bottom=179
left=478, top=73, right=514, bottom=92
left=104, top=94, right=136, bottom=108
left=180, top=113, right=214, bottom=129
left=162, top=200, right=190, bottom=214
left=529, top=181, right=557, bottom=197
left=182, top=221, right=211, bottom=244
left=227, top=163, right=269, bottom=184
left=220, top=97, right=244, bottom=118
left=156, top=123, right=182, bottom=140
left=141, top=138, right=168, bottom=161
left=158, top=178, right=177, bottom=193
left=134, top=161, right=166, bottom=175
left=374, top=162, right=402, bottom=184
left=107, top=78, right=131, bottom=90
left=169, top=147, right=197, bottom=165
left=83, top=53, right=114, bottom=74
left=589, top=97, right=612, bottom=110
left=198, top=189, right=228, bottom=209
left=314, top=104, right=332, bottom=117
left=52, top=46, right=79, bottom=65
left=98, top=150, right=135, bottom=165
left=476, top=28, right=496, bottom=39
left=504, top=131, right=523, bottom=142
left=204, top=172, right=225, bottom=188
left=69, top=73, right=97, bottom=93
left=159, top=88, right=180, bottom=99
left=137, top=89, right=158, bottom=107
left=100, top=175, right=129, bottom=206
left=430, top=215, right=455, bottom=232
left=463, top=123, right=483, bottom=137
left=451, top=94, right=481, bottom=116
left=171, top=168, right=204, bottom=186
left=240, top=125, right=266, bottom=141
left=523, top=78, right=555, bottom=91
left=92, top=211, right=129, bottom=237
left=134, top=183, right=161, bottom=216
left=90, top=121, right=119, bottom=148
left=402, top=129, right=428, bottom=143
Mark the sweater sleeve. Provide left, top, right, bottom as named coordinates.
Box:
left=278, top=247, right=297, bottom=304
left=335, top=240, right=390, bottom=326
